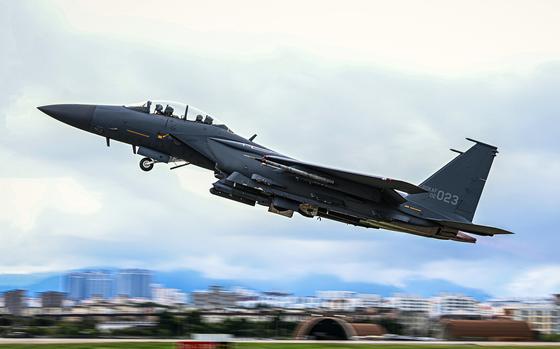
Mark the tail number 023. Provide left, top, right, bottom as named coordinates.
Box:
left=424, top=186, right=460, bottom=206
left=435, top=190, right=459, bottom=205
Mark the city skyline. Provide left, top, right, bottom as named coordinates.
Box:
left=64, top=269, right=152, bottom=301
left=1, top=284, right=556, bottom=339
left=1, top=279, right=558, bottom=334
left=2, top=275, right=558, bottom=310
left=0, top=267, right=557, bottom=302
left=1, top=270, right=558, bottom=336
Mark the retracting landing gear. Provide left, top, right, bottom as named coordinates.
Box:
left=139, top=157, right=155, bottom=172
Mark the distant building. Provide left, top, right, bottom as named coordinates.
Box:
left=432, top=294, right=481, bottom=318
left=152, top=284, right=186, bottom=305
left=234, top=288, right=320, bottom=309
left=389, top=295, right=431, bottom=313
left=65, top=272, right=87, bottom=301
left=290, top=296, right=321, bottom=309
left=356, top=294, right=383, bottom=309
left=513, top=304, right=559, bottom=334
left=85, top=270, right=113, bottom=299
left=4, top=290, right=26, bottom=316
left=40, top=291, right=65, bottom=308
left=231, top=287, right=259, bottom=307
left=64, top=270, right=113, bottom=301
left=317, top=291, right=359, bottom=311
left=478, top=302, right=495, bottom=318
left=116, top=269, right=152, bottom=299
left=192, top=286, right=240, bottom=309
left=313, top=291, right=383, bottom=311
left=256, top=291, right=295, bottom=308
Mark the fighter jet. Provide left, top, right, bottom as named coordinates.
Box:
left=38, top=100, right=512, bottom=243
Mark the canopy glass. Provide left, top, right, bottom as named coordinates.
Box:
left=125, top=100, right=231, bottom=131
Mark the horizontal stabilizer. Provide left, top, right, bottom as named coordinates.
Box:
left=434, top=219, right=513, bottom=236
left=264, top=155, right=426, bottom=194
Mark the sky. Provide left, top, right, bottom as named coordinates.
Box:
left=1, top=0, right=559, bottom=297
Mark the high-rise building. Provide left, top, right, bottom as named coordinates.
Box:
left=65, top=272, right=86, bottom=301
left=64, top=270, right=114, bottom=301
left=4, top=290, right=26, bottom=316
left=116, top=269, right=152, bottom=299
left=85, top=270, right=113, bottom=299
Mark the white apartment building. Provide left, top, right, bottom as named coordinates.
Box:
left=357, top=294, right=383, bottom=309
left=389, top=295, right=431, bottom=313
left=289, top=296, right=321, bottom=309
left=431, top=294, right=481, bottom=317
left=314, top=291, right=382, bottom=311
left=151, top=284, right=187, bottom=306
left=513, top=304, right=559, bottom=334
left=192, top=286, right=240, bottom=309
left=236, top=291, right=321, bottom=309
left=316, top=291, right=360, bottom=311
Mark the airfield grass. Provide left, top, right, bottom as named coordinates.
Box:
left=0, top=344, right=559, bottom=349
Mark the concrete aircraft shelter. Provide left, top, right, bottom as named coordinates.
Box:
left=294, top=317, right=386, bottom=340
left=442, top=319, right=533, bottom=341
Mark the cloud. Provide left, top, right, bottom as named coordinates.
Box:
left=506, top=265, right=560, bottom=297
left=0, top=177, right=102, bottom=232
left=45, top=0, right=560, bottom=75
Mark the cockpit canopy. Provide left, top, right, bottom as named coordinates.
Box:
left=125, top=100, right=231, bottom=131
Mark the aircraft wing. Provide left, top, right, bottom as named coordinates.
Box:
left=433, top=219, right=513, bottom=236
left=263, top=155, right=426, bottom=194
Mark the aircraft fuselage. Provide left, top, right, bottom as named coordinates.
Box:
left=38, top=102, right=511, bottom=244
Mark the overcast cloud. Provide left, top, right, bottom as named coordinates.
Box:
left=1, top=0, right=559, bottom=297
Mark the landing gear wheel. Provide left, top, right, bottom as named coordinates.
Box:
left=140, top=157, right=154, bottom=172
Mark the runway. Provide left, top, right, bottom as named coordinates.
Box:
left=0, top=339, right=559, bottom=346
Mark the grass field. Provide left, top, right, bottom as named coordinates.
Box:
left=0, top=344, right=559, bottom=349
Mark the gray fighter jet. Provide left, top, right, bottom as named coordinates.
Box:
left=38, top=100, right=512, bottom=243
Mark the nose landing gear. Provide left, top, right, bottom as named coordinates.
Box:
left=139, top=157, right=155, bottom=172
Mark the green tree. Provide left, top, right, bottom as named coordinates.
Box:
left=0, top=316, right=13, bottom=326
left=183, top=310, right=207, bottom=335
left=158, top=311, right=182, bottom=337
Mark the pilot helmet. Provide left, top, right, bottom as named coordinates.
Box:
left=164, top=105, right=174, bottom=116
left=203, top=115, right=214, bottom=125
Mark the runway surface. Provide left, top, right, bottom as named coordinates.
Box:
left=0, top=339, right=559, bottom=346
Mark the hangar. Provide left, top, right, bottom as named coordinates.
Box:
left=442, top=319, right=533, bottom=341
left=293, top=317, right=386, bottom=340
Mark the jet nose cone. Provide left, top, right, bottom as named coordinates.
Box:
left=38, top=104, right=95, bottom=130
